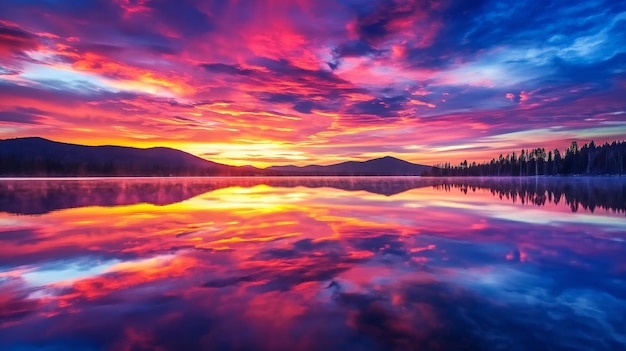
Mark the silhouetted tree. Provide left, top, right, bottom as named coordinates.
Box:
left=427, top=140, right=625, bottom=176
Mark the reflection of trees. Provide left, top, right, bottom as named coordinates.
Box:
left=433, top=178, right=626, bottom=215
left=1, top=177, right=624, bottom=215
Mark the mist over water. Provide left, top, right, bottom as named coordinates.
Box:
left=1, top=177, right=625, bottom=350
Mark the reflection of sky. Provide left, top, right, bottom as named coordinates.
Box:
left=431, top=199, right=626, bottom=230
left=0, top=179, right=625, bottom=350
left=19, top=258, right=121, bottom=287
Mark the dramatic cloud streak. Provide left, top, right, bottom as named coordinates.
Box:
left=1, top=0, right=625, bottom=165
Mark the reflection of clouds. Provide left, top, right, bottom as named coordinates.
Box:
left=431, top=200, right=626, bottom=231
left=557, top=290, right=626, bottom=345
left=2, top=177, right=625, bottom=216
left=333, top=280, right=626, bottom=351
left=0, top=180, right=625, bottom=350
left=439, top=265, right=553, bottom=302
left=19, top=258, right=121, bottom=287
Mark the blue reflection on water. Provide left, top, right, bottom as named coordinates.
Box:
left=0, top=177, right=624, bottom=351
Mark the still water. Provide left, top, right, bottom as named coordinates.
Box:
left=0, top=177, right=625, bottom=351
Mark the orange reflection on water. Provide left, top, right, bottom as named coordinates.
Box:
left=0, top=178, right=625, bottom=350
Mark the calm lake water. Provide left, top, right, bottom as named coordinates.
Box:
left=0, top=177, right=625, bottom=351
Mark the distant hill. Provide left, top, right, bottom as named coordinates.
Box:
left=267, top=156, right=430, bottom=176
left=0, top=137, right=431, bottom=177
left=0, top=137, right=260, bottom=176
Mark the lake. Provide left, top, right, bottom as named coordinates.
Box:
left=0, top=177, right=625, bottom=351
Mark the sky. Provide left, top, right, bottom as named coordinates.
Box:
left=0, top=0, right=625, bottom=167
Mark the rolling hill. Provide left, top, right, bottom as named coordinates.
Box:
left=0, top=137, right=259, bottom=176
left=266, top=156, right=431, bottom=176
left=0, top=137, right=431, bottom=176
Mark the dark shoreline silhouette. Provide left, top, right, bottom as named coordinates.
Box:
left=3, top=137, right=625, bottom=178
left=1, top=177, right=624, bottom=215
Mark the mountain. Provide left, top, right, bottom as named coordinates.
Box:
left=266, top=156, right=431, bottom=176
left=0, top=137, right=431, bottom=177
left=0, top=137, right=261, bottom=176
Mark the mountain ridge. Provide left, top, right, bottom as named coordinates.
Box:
left=0, top=137, right=431, bottom=176
left=267, top=155, right=430, bottom=176
left=0, top=137, right=253, bottom=176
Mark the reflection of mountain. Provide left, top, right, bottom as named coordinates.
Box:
left=0, top=180, right=223, bottom=214
left=433, top=177, right=626, bottom=215
left=1, top=177, right=624, bottom=215
left=0, top=177, right=445, bottom=214
left=223, top=177, right=443, bottom=195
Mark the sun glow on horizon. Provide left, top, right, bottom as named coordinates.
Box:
left=0, top=0, right=625, bottom=166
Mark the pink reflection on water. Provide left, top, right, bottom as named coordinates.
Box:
left=0, top=178, right=625, bottom=350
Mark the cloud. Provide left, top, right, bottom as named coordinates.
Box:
left=201, top=62, right=254, bottom=76
left=0, top=108, right=45, bottom=124
left=333, top=39, right=382, bottom=59
left=350, top=0, right=434, bottom=44
left=346, top=95, right=410, bottom=118
left=0, top=24, right=40, bottom=55
left=145, top=0, right=215, bottom=37
left=0, top=0, right=624, bottom=165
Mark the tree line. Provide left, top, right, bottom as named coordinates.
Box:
left=427, top=140, right=626, bottom=176
left=432, top=178, right=626, bottom=215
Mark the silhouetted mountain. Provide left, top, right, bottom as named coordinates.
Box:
left=0, top=137, right=431, bottom=177
left=267, top=156, right=430, bottom=176
left=0, top=137, right=261, bottom=176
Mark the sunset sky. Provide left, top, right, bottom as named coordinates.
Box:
left=1, top=0, right=625, bottom=167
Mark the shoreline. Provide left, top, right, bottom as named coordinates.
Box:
left=1, top=175, right=625, bottom=180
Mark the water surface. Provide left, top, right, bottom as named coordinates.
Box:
left=1, top=177, right=625, bottom=350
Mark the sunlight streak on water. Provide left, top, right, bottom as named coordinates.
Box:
left=0, top=177, right=625, bottom=350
